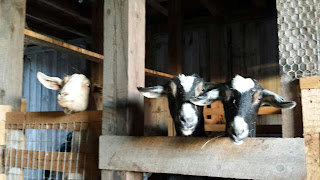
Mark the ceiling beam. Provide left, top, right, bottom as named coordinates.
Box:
left=26, top=14, right=89, bottom=38
left=147, top=0, right=168, bottom=16
left=36, top=0, right=92, bottom=25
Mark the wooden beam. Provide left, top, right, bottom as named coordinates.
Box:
left=300, top=76, right=320, bottom=89
left=205, top=124, right=282, bottom=134
left=147, top=0, right=168, bottom=16
left=300, top=77, right=320, bottom=179
left=24, top=29, right=103, bottom=63
left=5, top=149, right=84, bottom=173
left=26, top=14, right=89, bottom=38
left=100, top=136, right=306, bottom=179
left=145, top=68, right=174, bottom=79
left=0, top=0, right=26, bottom=112
left=34, top=0, right=92, bottom=25
left=103, top=0, right=145, bottom=179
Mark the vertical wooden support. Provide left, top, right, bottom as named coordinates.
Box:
left=101, top=0, right=145, bottom=179
left=167, top=0, right=182, bottom=137
left=280, top=74, right=303, bottom=138
left=300, top=76, right=320, bottom=180
left=0, top=0, right=26, bottom=179
left=0, top=0, right=26, bottom=111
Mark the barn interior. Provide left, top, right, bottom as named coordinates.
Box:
left=1, top=0, right=309, bottom=179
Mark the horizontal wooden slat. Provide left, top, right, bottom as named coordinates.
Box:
left=145, top=68, right=174, bottom=79
left=5, top=149, right=84, bottom=173
left=6, top=111, right=102, bottom=130
left=24, top=29, right=103, bottom=63
left=300, top=76, right=320, bottom=89
left=203, top=106, right=281, bottom=116
left=99, top=136, right=305, bottom=179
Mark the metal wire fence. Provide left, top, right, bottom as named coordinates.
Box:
left=4, top=111, right=101, bottom=180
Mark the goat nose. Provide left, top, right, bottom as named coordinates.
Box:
left=59, top=92, right=68, bottom=96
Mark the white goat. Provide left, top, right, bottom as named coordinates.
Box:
left=37, top=72, right=90, bottom=114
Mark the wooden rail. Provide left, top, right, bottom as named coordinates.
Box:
left=100, top=136, right=306, bottom=179
left=6, top=111, right=102, bottom=130
left=5, top=149, right=84, bottom=173
left=24, top=29, right=175, bottom=79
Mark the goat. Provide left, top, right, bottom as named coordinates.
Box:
left=190, top=75, right=296, bottom=144
left=138, top=74, right=207, bottom=137
left=37, top=72, right=90, bottom=114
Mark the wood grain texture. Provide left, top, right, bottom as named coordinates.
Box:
left=301, top=86, right=320, bottom=179
left=103, top=0, right=145, bottom=179
left=0, top=105, right=12, bottom=145
left=24, top=29, right=103, bottom=63
left=300, top=76, right=320, bottom=89
left=0, top=0, right=26, bottom=112
left=99, top=136, right=306, bottom=179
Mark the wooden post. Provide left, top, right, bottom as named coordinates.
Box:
left=0, top=0, right=26, bottom=111
left=300, top=76, right=320, bottom=180
left=167, top=0, right=182, bottom=137
left=101, top=0, right=145, bottom=179
left=280, top=74, right=303, bottom=138
left=0, top=0, right=26, bottom=179
left=0, top=106, right=12, bottom=179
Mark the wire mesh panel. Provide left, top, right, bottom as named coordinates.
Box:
left=4, top=111, right=101, bottom=180
left=277, top=0, right=320, bottom=79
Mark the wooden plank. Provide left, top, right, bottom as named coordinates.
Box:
left=6, top=111, right=102, bottom=124
left=103, top=0, right=145, bottom=179
left=205, top=124, right=282, bottom=134
left=0, top=106, right=12, bottom=145
left=5, top=149, right=84, bottom=173
left=24, top=29, right=103, bottom=63
left=301, top=86, right=320, bottom=179
left=0, top=0, right=26, bottom=112
left=145, top=68, right=174, bottom=79
left=300, top=76, right=320, bottom=89
left=99, top=136, right=306, bottom=179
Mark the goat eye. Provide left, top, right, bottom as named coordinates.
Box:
left=86, top=84, right=90, bottom=87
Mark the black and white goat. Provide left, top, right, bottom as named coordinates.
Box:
left=190, top=75, right=296, bottom=145
left=138, top=74, right=207, bottom=136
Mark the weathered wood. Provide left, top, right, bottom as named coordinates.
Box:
left=300, top=76, right=320, bottom=90
left=281, top=74, right=303, bottom=138
left=205, top=124, right=282, bottom=134
left=103, top=0, right=145, bottom=179
left=99, top=136, right=306, bottom=179
left=0, top=0, right=26, bottom=112
left=0, top=106, right=12, bottom=146
left=300, top=78, right=320, bottom=179
left=24, top=29, right=103, bottom=63
left=6, top=111, right=102, bottom=124
left=5, top=149, right=84, bottom=173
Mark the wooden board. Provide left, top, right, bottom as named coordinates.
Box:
left=24, top=29, right=103, bottom=63
left=300, top=76, right=320, bottom=90
left=0, top=106, right=12, bottom=145
left=5, top=149, right=84, bottom=173
left=0, top=0, right=26, bottom=112
left=301, top=87, right=320, bottom=179
left=99, top=136, right=306, bottom=179
left=205, top=124, right=282, bottom=134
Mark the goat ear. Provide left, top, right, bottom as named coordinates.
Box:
left=190, top=89, right=220, bottom=106
left=137, top=86, right=167, bottom=98
left=261, top=89, right=296, bottom=109
left=37, top=72, right=62, bottom=90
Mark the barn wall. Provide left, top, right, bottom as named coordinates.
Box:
left=23, top=45, right=89, bottom=112
left=146, top=16, right=281, bottom=134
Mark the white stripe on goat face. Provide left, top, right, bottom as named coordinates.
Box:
left=178, top=74, right=196, bottom=93
left=180, top=103, right=198, bottom=136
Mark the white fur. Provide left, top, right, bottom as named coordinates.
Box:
left=231, top=116, right=249, bottom=145
left=178, top=74, right=196, bottom=93
left=181, top=103, right=197, bottom=123
left=139, top=86, right=164, bottom=98
left=207, top=89, right=219, bottom=99
left=37, top=72, right=90, bottom=114
left=181, top=129, right=193, bottom=136
left=232, top=75, right=255, bottom=93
